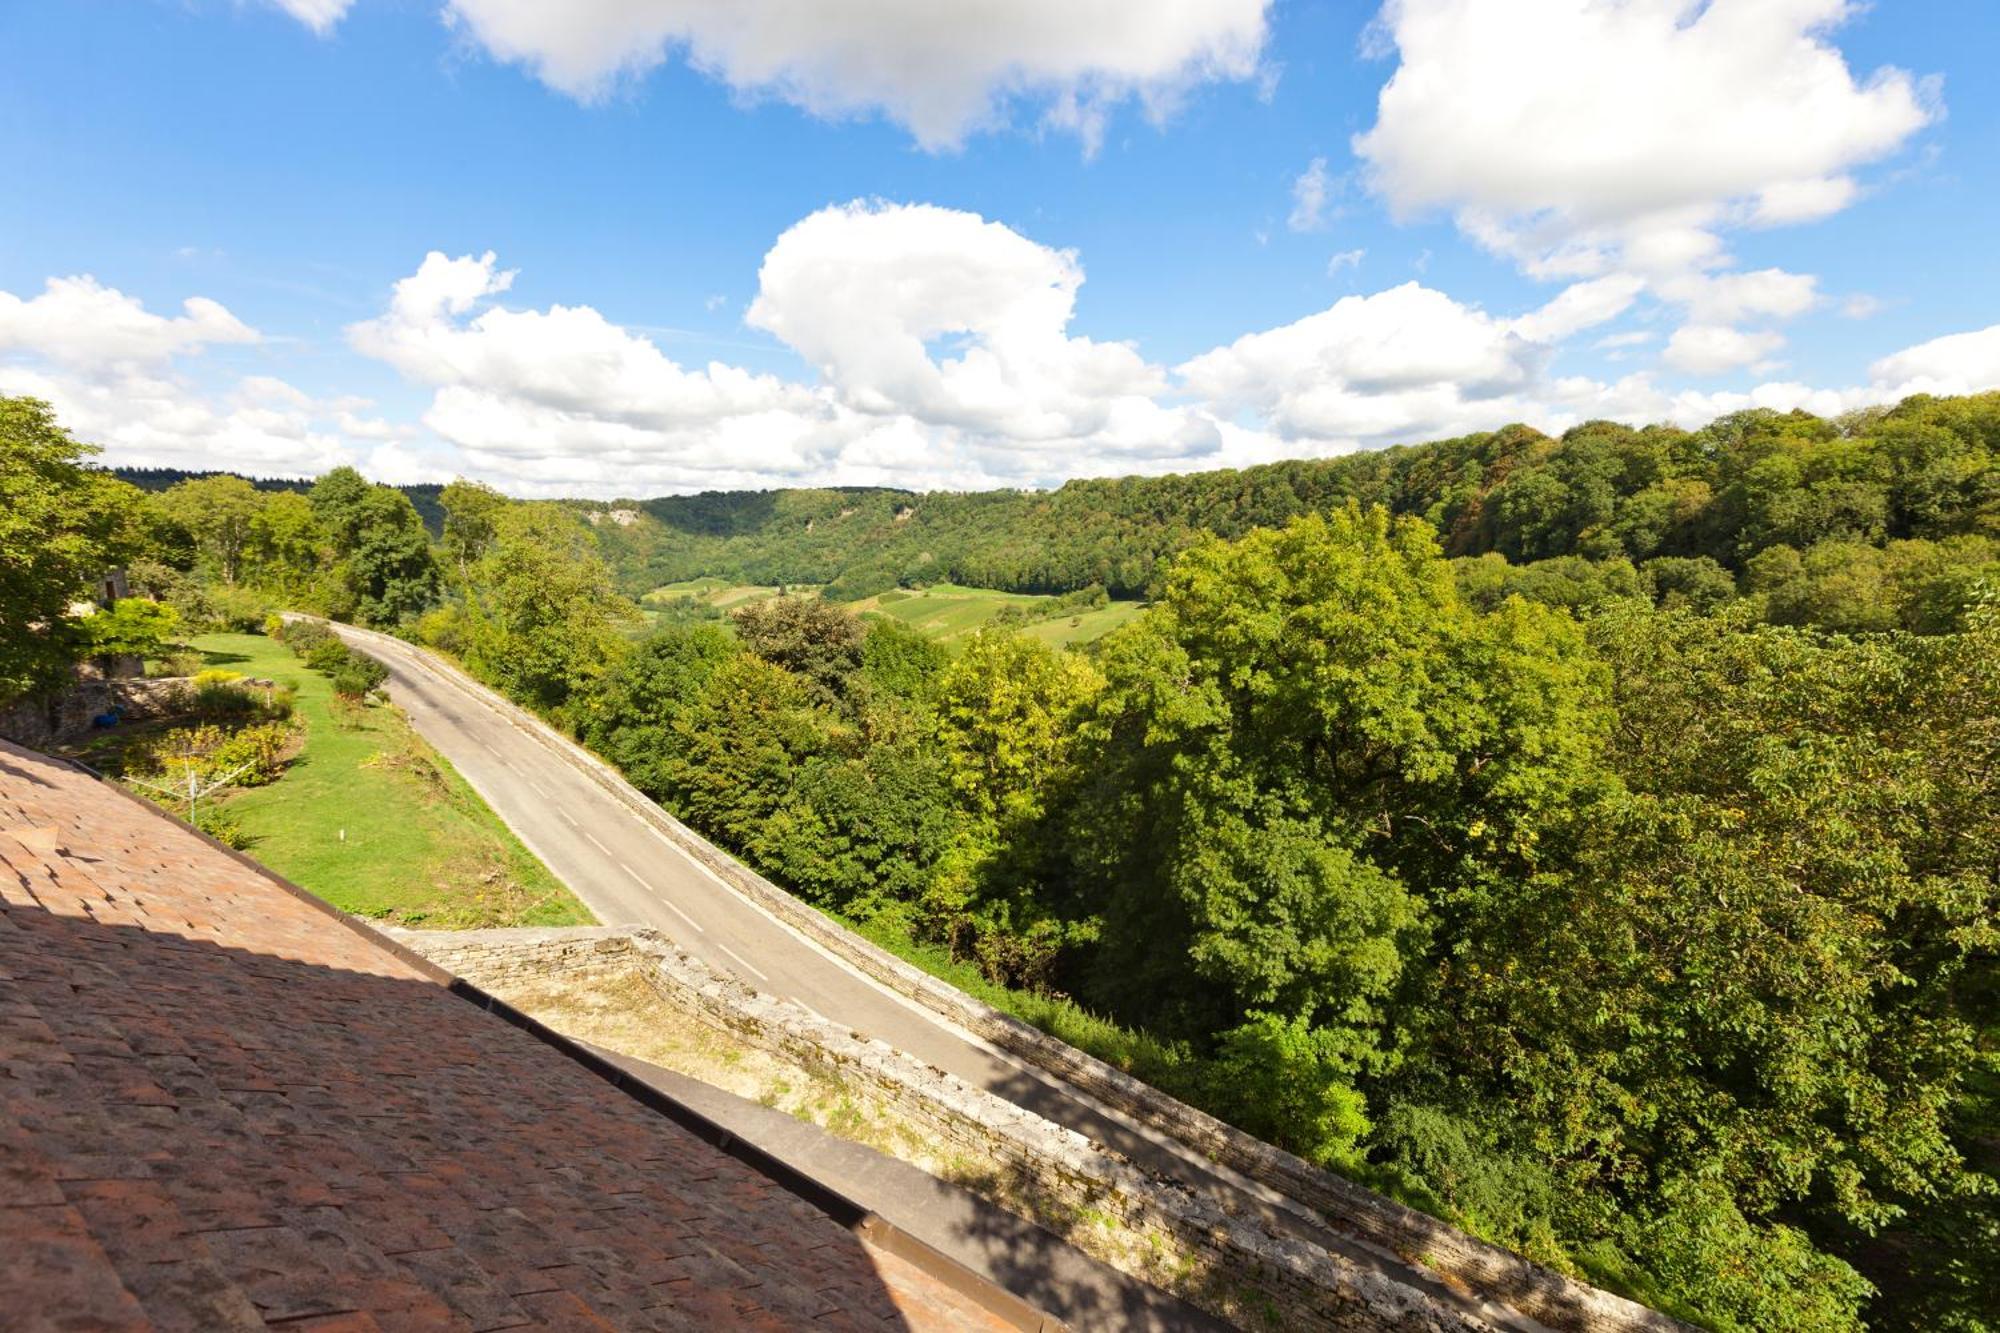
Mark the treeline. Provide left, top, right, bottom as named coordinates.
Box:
left=586, top=393, right=2000, bottom=637
left=1, top=399, right=444, bottom=699
left=111, top=466, right=447, bottom=535
left=8, top=391, right=1997, bottom=1331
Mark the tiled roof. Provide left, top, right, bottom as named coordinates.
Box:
left=0, top=740, right=1009, bottom=1331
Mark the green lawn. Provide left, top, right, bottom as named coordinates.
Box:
left=179, top=633, right=592, bottom=929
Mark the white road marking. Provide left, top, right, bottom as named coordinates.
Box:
left=619, top=862, right=704, bottom=933
left=649, top=825, right=734, bottom=889
left=584, top=831, right=611, bottom=856
left=528, top=779, right=549, bottom=797
left=712, top=941, right=770, bottom=982
left=559, top=809, right=579, bottom=827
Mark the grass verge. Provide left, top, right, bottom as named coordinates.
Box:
left=180, top=632, right=591, bottom=928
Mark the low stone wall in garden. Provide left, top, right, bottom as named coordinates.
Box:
left=0, top=677, right=193, bottom=749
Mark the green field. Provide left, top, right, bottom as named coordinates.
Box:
left=644, top=577, right=812, bottom=611
left=644, top=578, right=1146, bottom=650
left=178, top=633, right=592, bottom=928
left=1014, top=598, right=1149, bottom=648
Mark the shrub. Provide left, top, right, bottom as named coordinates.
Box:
left=181, top=670, right=293, bottom=724
left=412, top=605, right=469, bottom=656
left=279, top=618, right=337, bottom=657
left=150, top=649, right=203, bottom=679
left=303, top=639, right=350, bottom=674
left=1205, top=1012, right=1373, bottom=1169
left=126, top=719, right=296, bottom=789
left=207, top=721, right=296, bottom=786
left=331, top=651, right=388, bottom=699
left=191, top=805, right=251, bottom=849
left=80, top=598, right=179, bottom=659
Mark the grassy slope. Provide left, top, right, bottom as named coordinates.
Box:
left=1016, top=598, right=1149, bottom=649
left=189, top=633, right=592, bottom=928
left=650, top=578, right=1147, bottom=651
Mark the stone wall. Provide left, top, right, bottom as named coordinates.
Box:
left=337, top=619, right=1688, bottom=1333
left=0, top=678, right=192, bottom=750
left=401, top=926, right=1496, bottom=1333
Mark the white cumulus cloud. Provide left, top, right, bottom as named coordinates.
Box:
left=1354, top=0, right=1937, bottom=276
left=1181, top=282, right=1557, bottom=444
left=437, top=0, right=1270, bottom=150
left=1663, top=324, right=1787, bottom=376
left=748, top=202, right=1177, bottom=448
left=0, top=274, right=386, bottom=476
left=0, top=276, right=257, bottom=369
left=1869, top=324, right=2000, bottom=397
left=347, top=206, right=1227, bottom=494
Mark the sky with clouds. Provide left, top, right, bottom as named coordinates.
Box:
left=2, top=0, right=1996, bottom=497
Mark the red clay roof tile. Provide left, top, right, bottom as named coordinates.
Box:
left=0, top=740, right=1007, bottom=1331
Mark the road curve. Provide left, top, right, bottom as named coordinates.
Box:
left=331, top=622, right=1529, bottom=1331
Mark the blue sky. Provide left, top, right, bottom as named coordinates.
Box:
left=2, top=0, right=1996, bottom=496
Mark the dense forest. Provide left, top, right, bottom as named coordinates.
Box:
left=7, top=391, right=1997, bottom=1332
left=588, top=396, right=2000, bottom=640
left=110, top=466, right=448, bottom=536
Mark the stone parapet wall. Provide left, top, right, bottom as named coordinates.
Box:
left=400, top=925, right=639, bottom=985
left=400, top=926, right=1494, bottom=1333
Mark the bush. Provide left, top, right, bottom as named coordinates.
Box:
left=304, top=639, right=350, bottom=674
left=126, top=719, right=296, bottom=789
left=80, top=598, right=179, bottom=659
left=279, top=617, right=336, bottom=657
left=191, top=804, right=251, bottom=849
left=1206, top=1012, right=1374, bottom=1169
left=207, top=721, right=296, bottom=786
left=330, top=651, right=388, bottom=699
left=189, top=678, right=256, bottom=721
left=182, top=670, right=291, bottom=724
left=150, top=648, right=203, bottom=679
left=412, top=605, right=470, bottom=656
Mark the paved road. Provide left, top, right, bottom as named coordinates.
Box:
left=333, top=624, right=1528, bottom=1331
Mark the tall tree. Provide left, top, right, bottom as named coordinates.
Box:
left=154, top=475, right=264, bottom=584
left=0, top=398, right=137, bottom=699
left=464, top=503, right=626, bottom=717
left=440, top=478, right=506, bottom=577
left=309, top=467, right=439, bottom=624
left=731, top=595, right=866, bottom=707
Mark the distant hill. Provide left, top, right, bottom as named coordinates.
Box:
left=110, top=467, right=447, bottom=536
left=106, top=392, right=2000, bottom=603
left=577, top=393, right=2000, bottom=600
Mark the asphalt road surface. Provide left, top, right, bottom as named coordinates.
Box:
left=333, top=623, right=1529, bottom=1331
